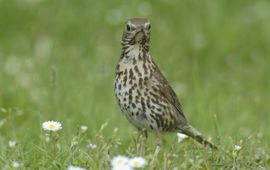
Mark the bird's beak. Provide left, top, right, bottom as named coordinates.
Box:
left=141, top=28, right=147, bottom=37
left=135, top=28, right=147, bottom=44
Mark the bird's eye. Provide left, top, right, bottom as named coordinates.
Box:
left=126, top=24, right=132, bottom=31
left=145, top=23, right=151, bottom=30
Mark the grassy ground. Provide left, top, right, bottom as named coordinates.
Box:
left=0, top=0, right=269, bottom=169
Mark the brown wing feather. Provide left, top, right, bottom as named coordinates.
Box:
left=152, top=63, right=187, bottom=120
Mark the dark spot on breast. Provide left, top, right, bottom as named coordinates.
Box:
left=129, top=69, right=134, bottom=79
left=143, top=62, right=148, bottom=74
left=151, top=98, right=158, bottom=105
left=150, top=91, right=158, bottom=99
left=132, top=83, right=138, bottom=88
left=133, top=58, right=137, bottom=64
left=152, top=86, right=158, bottom=92
left=141, top=99, right=146, bottom=112
left=136, top=89, right=141, bottom=96
left=129, top=95, right=132, bottom=101
left=146, top=99, right=151, bottom=108
left=118, top=84, right=122, bottom=90
left=123, top=75, right=127, bottom=86
left=138, top=53, right=142, bottom=60
left=135, top=95, right=139, bottom=103
left=134, top=65, right=142, bottom=77
left=143, top=91, right=147, bottom=96
left=139, top=77, right=143, bottom=86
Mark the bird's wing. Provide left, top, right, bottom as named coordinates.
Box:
left=152, top=63, right=187, bottom=120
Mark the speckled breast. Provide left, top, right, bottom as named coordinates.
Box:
left=114, top=69, right=150, bottom=130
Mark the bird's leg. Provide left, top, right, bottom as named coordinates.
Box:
left=136, top=128, right=148, bottom=155
left=150, top=131, right=163, bottom=166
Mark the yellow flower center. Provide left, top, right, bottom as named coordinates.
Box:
left=48, top=124, right=56, bottom=129
left=116, top=160, right=124, bottom=165
left=132, top=161, right=140, bottom=166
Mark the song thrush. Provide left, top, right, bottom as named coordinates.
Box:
left=114, top=18, right=217, bottom=160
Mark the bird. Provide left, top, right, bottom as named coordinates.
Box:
left=114, top=18, right=217, bottom=162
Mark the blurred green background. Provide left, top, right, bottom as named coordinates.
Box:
left=0, top=0, right=269, bottom=149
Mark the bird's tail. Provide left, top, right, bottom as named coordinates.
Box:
left=178, top=125, right=218, bottom=149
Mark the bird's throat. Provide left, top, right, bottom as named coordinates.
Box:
left=121, top=45, right=142, bottom=64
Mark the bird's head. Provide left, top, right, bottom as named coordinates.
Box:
left=122, top=18, right=151, bottom=46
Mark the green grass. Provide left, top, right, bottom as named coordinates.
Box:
left=0, top=0, right=269, bottom=169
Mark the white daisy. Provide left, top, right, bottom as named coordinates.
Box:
left=177, top=133, right=188, bottom=143
left=112, top=164, right=133, bottom=170
left=67, top=165, right=86, bottom=170
left=8, top=140, right=17, bottom=147
left=128, top=157, right=147, bottom=168
left=11, top=161, right=20, bottom=168
left=111, top=155, right=129, bottom=167
left=42, top=121, right=62, bottom=132
left=80, top=125, right=88, bottom=132
left=234, top=145, right=242, bottom=151
left=87, top=143, right=97, bottom=149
